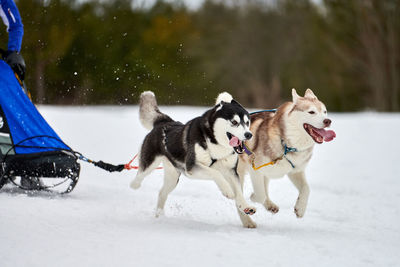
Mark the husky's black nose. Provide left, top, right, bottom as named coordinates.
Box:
left=244, top=132, right=252, bottom=140
left=323, top=119, right=331, bottom=127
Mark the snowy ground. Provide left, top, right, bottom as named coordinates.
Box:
left=1, top=106, right=400, bottom=267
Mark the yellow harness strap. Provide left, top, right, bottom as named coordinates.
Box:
left=250, top=155, right=283, bottom=170
left=243, top=142, right=284, bottom=171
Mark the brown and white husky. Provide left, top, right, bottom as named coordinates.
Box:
left=237, top=89, right=336, bottom=228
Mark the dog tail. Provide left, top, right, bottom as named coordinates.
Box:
left=139, top=91, right=173, bottom=130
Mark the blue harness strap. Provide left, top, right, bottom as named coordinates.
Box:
left=250, top=109, right=277, bottom=115
left=282, top=140, right=297, bottom=168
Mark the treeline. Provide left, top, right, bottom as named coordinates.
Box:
left=2, top=0, right=399, bottom=111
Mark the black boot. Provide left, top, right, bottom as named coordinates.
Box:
left=20, top=177, right=43, bottom=190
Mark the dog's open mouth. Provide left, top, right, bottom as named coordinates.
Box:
left=303, top=123, right=336, bottom=144
left=226, top=132, right=244, bottom=154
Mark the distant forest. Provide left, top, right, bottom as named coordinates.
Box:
left=1, top=0, right=399, bottom=111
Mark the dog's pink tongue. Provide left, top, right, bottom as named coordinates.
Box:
left=315, top=128, right=336, bottom=142
left=229, top=136, right=240, bottom=147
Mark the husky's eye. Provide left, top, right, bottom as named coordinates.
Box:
left=308, top=111, right=315, bottom=115
left=231, top=120, right=239, bottom=126
left=324, top=110, right=327, bottom=114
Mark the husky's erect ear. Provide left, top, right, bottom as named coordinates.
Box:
left=304, top=88, right=318, bottom=100
left=231, top=99, right=246, bottom=110
left=292, top=88, right=300, bottom=103
left=216, top=92, right=233, bottom=105
left=231, top=99, right=240, bottom=106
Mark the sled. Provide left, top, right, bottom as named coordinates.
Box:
left=0, top=60, right=80, bottom=193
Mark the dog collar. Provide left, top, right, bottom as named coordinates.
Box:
left=243, top=142, right=253, bottom=156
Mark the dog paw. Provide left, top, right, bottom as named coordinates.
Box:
left=265, top=201, right=279, bottom=214
left=130, top=180, right=141, bottom=190
left=155, top=208, right=164, bottom=218
left=294, top=205, right=306, bottom=218
left=242, top=218, right=257, bottom=228
left=294, top=197, right=307, bottom=218
left=243, top=207, right=257, bottom=215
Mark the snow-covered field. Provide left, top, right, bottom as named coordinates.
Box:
left=1, top=106, right=399, bottom=267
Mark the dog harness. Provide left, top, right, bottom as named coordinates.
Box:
left=244, top=109, right=298, bottom=170
left=243, top=140, right=297, bottom=170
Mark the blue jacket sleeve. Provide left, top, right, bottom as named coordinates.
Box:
left=0, top=0, right=24, bottom=52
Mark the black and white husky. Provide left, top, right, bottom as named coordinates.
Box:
left=130, top=91, right=256, bottom=225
